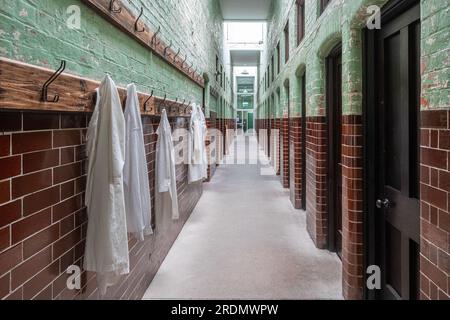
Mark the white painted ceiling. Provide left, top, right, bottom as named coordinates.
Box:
left=219, top=0, right=273, bottom=21
left=231, top=50, right=261, bottom=66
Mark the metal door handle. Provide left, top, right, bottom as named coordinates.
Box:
left=376, top=199, right=391, bottom=209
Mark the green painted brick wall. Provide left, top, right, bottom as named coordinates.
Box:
left=420, top=0, right=450, bottom=111
left=258, top=0, right=450, bottom=119
left=0, top=0, right=234, bottom=117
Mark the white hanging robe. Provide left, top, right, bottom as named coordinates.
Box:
left=84, top=75, right=129, bottom=296
left=155, top=110, right=179, bottom=221
left=188, top=104, right=208, bottom=183
left=123, top=84, right=153, bottom=241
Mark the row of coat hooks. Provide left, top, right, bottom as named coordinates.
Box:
left=41, top=59, right=194, bottom=117
left=99, top=0, right=203, bottom=85
left=143, top=92, right=194, bottom=116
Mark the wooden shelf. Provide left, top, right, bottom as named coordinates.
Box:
left=0, top=58, right=193, bottom=117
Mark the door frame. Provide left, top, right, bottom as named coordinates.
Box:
left=326, top=44, right=343, bottom=255
left=363, top=0, right=421, bottom=300
left=301, top=73, right=307, bottom=210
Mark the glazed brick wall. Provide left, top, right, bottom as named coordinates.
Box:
left=257, top=0, right=450, bottom=301
left=419, top=110, right=450, bottom=300
left=266, top=118, right=269, bottom=157
left=280, top=117, right=290, bottom=188
left=0, top=0, right=234, bottom=117
left=0, top=111, right=201, bottom=300
left=289, top=117, right=303, bottom=209
left=341, top=115, right=364, bottom=300
left=216, top=118, right=224, bottom=163
left=270, top=119, right=281, bottom=175
left=305, top=116, right=328, bottom=249
left=205, top=112, right=217, bottom=182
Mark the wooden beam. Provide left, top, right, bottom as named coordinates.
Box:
left=80, top=0, right=205, bottom=87
left=0, top=57, right=193, bottom=117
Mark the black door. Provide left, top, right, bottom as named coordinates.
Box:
left=301, top=73, right=307, bottom=210
left=327, top=45, right=343, bottom=258
left=366, top=0, right=421, bottom=300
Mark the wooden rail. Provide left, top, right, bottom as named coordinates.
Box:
left=0, top=58, right=193, bottom=116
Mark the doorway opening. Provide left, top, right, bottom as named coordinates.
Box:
left=326, top=44, right=343, bottom=258
left=364, top=0, right=421, bottom=300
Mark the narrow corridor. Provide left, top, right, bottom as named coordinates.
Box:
left=144, top=134, right=342, bottom=299
left=0, top=0, right=448, bottom=303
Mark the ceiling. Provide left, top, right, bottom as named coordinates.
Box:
left=219, top=0, right=272, bottom=21
left=230, top=50, right=261, bottom=66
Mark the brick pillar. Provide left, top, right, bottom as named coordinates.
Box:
left=281, top=117, right=290, bottom=188
left=271, top=118, right=281, bottom=175
left=341, top=115, right=364, bottom=300
left=289, top=117, right=303, bottom=209
left=419, top=110, right=450, bottom=300
left=340, top=24, right=365, bottom=300
left=265, top=118, right=270, bottom=157
left=306, top=116, right=328, bottom=249
left=276, top=118, right=281, bottom=176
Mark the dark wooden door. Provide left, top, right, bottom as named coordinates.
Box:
left=327, top=45, right=343, bottom=258
left=301, top=73, right=307, bottom=210
left=374, top=2, right=420, bottom=300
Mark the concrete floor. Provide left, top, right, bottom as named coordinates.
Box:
left=143, top=133, right=342, bottom=300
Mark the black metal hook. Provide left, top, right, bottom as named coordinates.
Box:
left=164, top=40, right=172, bottom=57
left=41, top=60, right=66, bottom=103
left=144, top=90, right=154, bottom=111
left=109, top=0, right=122, bottom=13
left=185, top=102, right=193, bottom=114
left=158, top=94, right=168, bottom=113
left=181, top=54, right=187, bottom=68
left=151, top=26, right=161, bottom=46
left=188, top=62, right=194, bottom=73
left=173, top=48, right=181, bottom=62
left=134, top=7, right=145, bottom=33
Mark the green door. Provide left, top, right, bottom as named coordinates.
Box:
left=247, top=112, right=254, bottom=131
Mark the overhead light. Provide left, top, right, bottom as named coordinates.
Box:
left=242, top=70, right=249, bottom=75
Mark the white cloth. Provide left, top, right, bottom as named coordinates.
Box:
left=123, top=84, right=153, bottom=241
left=84, top=75, right=129, bottom=296
left=155, top=110, right=179, bottom=221
left=188, top=104, right=208, bottom=183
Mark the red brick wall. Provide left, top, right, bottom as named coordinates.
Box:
left=0, top=111, right=201, bottom=300
left=305, top=116, right=328, bottom=249
left=341, top=115, right=364, bottom=300
left=289, top=117, right=303, bottom=209
left=281, top=117, right=290, bottom=188
left=419, top=110, right=450, bottom=300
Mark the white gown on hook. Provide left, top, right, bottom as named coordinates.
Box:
left=123, top=83, right=153, bottom=241
left=84, top=75, right=129, bottom=296
left=188, top=104, right=208, bottom=184
left=155, top=109, right=179, bottom=221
